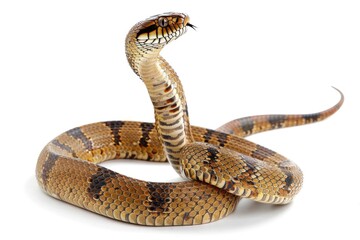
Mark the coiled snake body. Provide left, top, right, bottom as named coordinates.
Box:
left=36, top=13, right=343, bottom=226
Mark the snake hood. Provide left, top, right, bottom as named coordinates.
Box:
left=125, top=13, right=196, bottom=174
left=125, top=12, right=194, bottom=76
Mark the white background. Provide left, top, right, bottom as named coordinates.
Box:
left=1, top=0, right=359, bottom=239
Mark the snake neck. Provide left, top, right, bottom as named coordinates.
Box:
left=126, top=37, right=193, bottom=174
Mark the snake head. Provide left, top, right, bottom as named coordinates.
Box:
left=135, top=12, right=193, bottom=46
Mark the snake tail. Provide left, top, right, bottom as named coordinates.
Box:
left=217, top=87, right=344, bottom=137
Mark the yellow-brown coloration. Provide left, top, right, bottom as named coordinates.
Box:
left=36, top=13, right=343, bottom=226
left=36, top=122, right=242, bottom=226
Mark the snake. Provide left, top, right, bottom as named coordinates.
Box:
left=36, top=12, right=344, bottom=226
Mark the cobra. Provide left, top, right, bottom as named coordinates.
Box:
left=36, top=12, right=343, bottom=226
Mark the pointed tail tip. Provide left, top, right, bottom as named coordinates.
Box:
left=331, top=86, right=344, bottom=108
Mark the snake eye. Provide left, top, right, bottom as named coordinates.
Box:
left=158, top=17, right=168, bottom=27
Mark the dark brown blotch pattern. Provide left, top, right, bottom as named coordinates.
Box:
left=205, top=147, right=219, bottom=163
left=104, top=121, right=124, bottom=145
left=216, top=132, right=228, bottom=147
left=283, top=169, right=294, bottom=191
left=268, top=115, right=286, bottom=129
left=203, top=128, right=215, bottom=143
left=88, top=167, right=117, bottom=200
left=139, top=122, right=154, bottom=147
left=146, top=183, right=171, bottom=213
left=239, top=117, right=254, bottom=135
left=302, top=113, right=320, bottom=123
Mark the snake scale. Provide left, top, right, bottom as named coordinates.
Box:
left=36, top=13, right=344, bottom=226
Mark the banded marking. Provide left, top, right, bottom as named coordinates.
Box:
left=201, top=129, right=229, bottom=146
left=51, top=139, right=76, bottom=157
left=42, top=152, right=59, bottom=187
left=146, top=182, right=172, bottom=213
left=164, top=137, right=185, bottom=147
left=203, top=129, right=215, bottom=143
left=67, top=127, right=93, bottom=151
left=87, top=167, right=117, bottom=200
left=104, top=121, right=124, bottom=145
left=303, top=113, right=321, bottom=123
left=139, top=122, right=154, bottom=147
left=159, top=117, right=181, bottom=127
left=216, top=132, right=228, bottom=147
left=239, top=117, right=254, bottom=135
left=205, top=147, right=219, bottom=163
left=164, top=84, right=172, bottom=93
left=162, top=132, right=184, bottom=141
left=268, top=115, right=286, bottom=129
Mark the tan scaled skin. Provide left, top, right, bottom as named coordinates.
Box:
left=36, top=13, right=343, bottom=226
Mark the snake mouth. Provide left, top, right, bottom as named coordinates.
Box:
left=183, top=14, right=196, bottom=30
